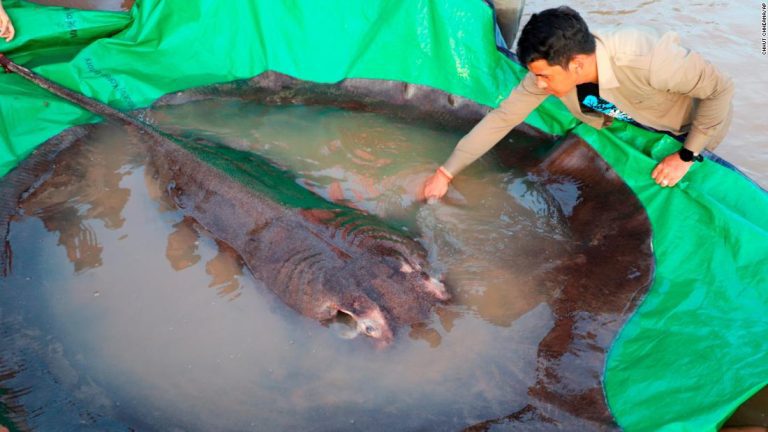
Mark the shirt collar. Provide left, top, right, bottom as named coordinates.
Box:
left=593, top=33, right=620, bottom=90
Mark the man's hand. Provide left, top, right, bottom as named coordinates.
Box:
left=422, top=167, right=452, bottom=201
left=0, top=6, right=15, bottom=42
left=651, top=152, right=693, bottom=188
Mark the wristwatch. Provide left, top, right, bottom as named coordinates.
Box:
left=678, top=147, right=703, bottom=162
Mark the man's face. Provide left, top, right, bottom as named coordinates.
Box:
left=527, top=59, right=579, bottom=98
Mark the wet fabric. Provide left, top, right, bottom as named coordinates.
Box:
left=0, top=1, right=766, bottom=431
left=0, top=0, right=131, bottom=175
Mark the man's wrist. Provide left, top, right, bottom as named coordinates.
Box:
left=678, top=147, right=703, bottom=163
left=437, top=166, right=454, bottom=181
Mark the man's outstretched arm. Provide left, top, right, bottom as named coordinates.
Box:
left=424, top=73, right=547, bottom=199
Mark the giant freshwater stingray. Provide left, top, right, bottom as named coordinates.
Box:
left=0, top=67, right=654, bottom=429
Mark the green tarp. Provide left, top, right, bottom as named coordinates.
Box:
left=1, top=0, right=766, bottom=430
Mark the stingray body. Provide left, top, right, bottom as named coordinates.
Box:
left=145, top=129, right=448, bottom=345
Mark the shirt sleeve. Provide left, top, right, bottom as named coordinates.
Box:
left=442, top=72, right=548, bottom=176
left=649, top=32, right=734, bottom=154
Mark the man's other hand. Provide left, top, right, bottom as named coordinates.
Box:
left=652, top=153, right=693, bottom=188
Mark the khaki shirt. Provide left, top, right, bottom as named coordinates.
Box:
left=442, top=26, right=734, bottom=176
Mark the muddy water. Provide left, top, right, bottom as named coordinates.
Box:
left=1, top=105, right=580, bottom=430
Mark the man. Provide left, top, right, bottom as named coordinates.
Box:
left=422, top=6, right=734, bottom=199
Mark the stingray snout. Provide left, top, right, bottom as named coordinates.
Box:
left=423, top=275, right=450, bottom=301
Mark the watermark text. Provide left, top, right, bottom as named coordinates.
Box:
left=762, top=3, right=766, bottom=55
left=84, top=57, right=136, bottom=109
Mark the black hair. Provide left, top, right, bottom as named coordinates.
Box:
left=516, top=6, right=596, bottom=69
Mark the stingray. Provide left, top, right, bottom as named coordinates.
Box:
left=0, top=58, right=654, bottom=427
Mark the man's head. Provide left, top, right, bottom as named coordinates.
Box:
left=516, top=6, right=597, bottom=97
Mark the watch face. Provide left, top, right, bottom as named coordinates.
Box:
left=678, top=148, right=693, bottom=162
